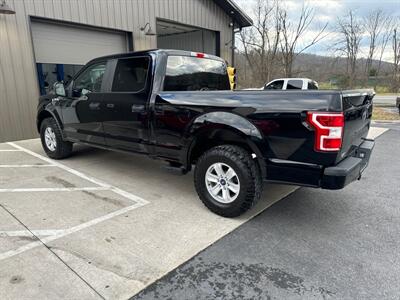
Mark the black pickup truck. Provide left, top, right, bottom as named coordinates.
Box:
left=37, top=49, right=375, bottom=217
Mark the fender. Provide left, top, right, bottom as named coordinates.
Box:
left=36, top=101, right=64, bottom=137
left=184, top=112, right=267, bottom=177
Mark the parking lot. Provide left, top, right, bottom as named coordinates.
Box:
left=0, top=127, right=390, bottom=299
left=0, top=136, right=302, bottom=299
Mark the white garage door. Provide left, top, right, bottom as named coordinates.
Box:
left=31, top=20, right=128, bottom=65
left=157, top=20, right=217, bottom=55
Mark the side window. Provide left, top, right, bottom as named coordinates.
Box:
left=286, top=80, right=303, bottom=90
left=74, top=62, right=106, bottom=93
left=265, top=80, right=284, bottom=90
left=308, top=81, right=318, bottom=90
left=112, top=57, right=150, bottom=92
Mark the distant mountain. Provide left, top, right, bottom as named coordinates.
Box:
left=235, top=51, right=395, bottom=88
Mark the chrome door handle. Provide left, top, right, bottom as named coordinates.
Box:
left=89, top=102, right=100, bottom=110
left=131, top=104, right=144, bottom=112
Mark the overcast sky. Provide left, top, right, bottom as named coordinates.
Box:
left=234, top=0, right=400, bottom=61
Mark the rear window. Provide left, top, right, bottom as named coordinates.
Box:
left=163, top=56, right=230, bottom=91
left=287, top=80, right=303, bottom=90
left=307, top=80, right=318, bottom=90
left=112, top=57, right=149, bottom=92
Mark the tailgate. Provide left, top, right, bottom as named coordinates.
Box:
left=338, top=90, right=374, bottom=162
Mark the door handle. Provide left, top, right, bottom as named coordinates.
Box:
left=51, top=97, right=60, bottom=105
left=131, top=104, right=144, bottom=112
left=106, top=103, right=115, bottom=109
left=89, top=102, right=100, bottom=110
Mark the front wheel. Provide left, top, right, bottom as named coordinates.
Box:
left=194, top=145, right=263, bottom=217
left=40, top=118, right=73, bottom=159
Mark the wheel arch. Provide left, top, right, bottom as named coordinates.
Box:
left=37, top=108, right=63, bottom=134
left=184, top=112, right=267, bottom=178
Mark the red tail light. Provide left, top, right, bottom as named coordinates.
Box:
left=307, top=112, right=344, bottom=152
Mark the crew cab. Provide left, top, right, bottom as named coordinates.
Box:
left=264, top=78, right=319, bottom=90
left=37, top=49, right=375, bottom=217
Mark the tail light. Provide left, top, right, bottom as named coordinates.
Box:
left=307, top=112, right=344, bottom=152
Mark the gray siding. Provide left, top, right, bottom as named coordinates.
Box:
left=0, top=0, right=233, bottom=142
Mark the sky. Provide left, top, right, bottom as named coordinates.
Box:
left=234, top=0, right=400, bottom=62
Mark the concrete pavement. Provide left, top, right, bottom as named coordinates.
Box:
left=0, top=127, right=388, bottom=299
left=0, top=138, right=296, bottom=299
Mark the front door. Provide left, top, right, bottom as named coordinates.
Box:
left=102, top=56, right=151, bottom=153
left=61, top=61, right=108, bottom=145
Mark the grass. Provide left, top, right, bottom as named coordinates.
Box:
left=372, top=107, right=400, bottom=121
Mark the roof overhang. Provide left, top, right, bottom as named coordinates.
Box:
left=213, top=0, right=253, bottom=28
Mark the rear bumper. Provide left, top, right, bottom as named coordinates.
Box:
left=320, top=139, right=375, bottom=189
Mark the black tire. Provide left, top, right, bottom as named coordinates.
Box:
left=40, top=118, right=73, bottom=159
left=194, top=145, right=263, bottom=217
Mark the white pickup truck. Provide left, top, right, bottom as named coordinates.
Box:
left=264, top=78, right=319, bottom=90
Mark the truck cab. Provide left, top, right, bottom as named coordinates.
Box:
left=264, top=78, right=319, bottom=90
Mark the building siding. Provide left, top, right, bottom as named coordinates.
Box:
left=0, top=0, right=233, bottom=142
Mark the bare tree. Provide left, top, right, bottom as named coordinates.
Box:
left=238, top=0, right=281, bottom=86
left=279, top=5, right=328, bottom=77
left=363, top=10, right=388, bottom=81
left=375, top=18, right=394, bottom=79
left=335, top=11, right=364, bottom=88
left=393, top=25, right=400, bottom=92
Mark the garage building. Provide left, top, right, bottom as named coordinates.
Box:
left=0, top=0, right=251, bottom=142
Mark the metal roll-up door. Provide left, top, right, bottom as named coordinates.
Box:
left=31, top=20, right=128, bottom=65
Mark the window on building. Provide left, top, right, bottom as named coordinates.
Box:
left=112, top=57, right=150, bottom=92
left=73, top=62, right=106, bottom=93
left=265, top=80, right=284, bottom=90
left=286, top=80, right=303, bottom=90
left=164, top=56, right=230, bottom=91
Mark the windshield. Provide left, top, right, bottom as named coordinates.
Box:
left=164, top=55, right=230, bottom=91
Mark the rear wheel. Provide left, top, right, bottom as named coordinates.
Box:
left=40, top=118, right=73, bottom=159
left=194, top=145, right=262, bottom=217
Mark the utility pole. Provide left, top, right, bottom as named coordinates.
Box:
left=231, top=17, right=235, bottom=66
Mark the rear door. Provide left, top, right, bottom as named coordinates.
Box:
left=285, top=79, right=304, bottom=90
left=101, top=56, right=152, bottom=153
left=339, top=91, right=374, bottom=161
left=61, top=61, right=108, bottom=145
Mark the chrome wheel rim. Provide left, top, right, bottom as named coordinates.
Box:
left=205, top=162, right=240, bottom=204
left=44, top=127, right=57, bottom=151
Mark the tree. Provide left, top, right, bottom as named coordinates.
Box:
left=335, top=11, right=364, bottom=88
left=363, top=10, right=389, bottom=82
left=279, top=5, right=328, bottom=77
left=238, top=0, right=281, bottom=86
left=375, top=18, right=394, bottom=80
left=392, top=26, right=400, bottom=92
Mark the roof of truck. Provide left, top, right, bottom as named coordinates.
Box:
left=89, top=49, right=226, bottom=64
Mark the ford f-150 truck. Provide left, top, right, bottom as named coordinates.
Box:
left=37, top=49, right=375, bottom=217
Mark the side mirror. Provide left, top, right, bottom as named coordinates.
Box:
left=53, top=82, right=66, bottom=97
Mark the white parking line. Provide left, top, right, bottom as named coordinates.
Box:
left=0, top=229, right=64, bottom=237
left=0, top=149, right=22, bottom=152
left=7, top=142, right=112, bottom=189
left=0, top=164, right=56, bottom=168
left=0, top=142, right=150, bottom=261
left=0, top=187, right=110, bottom=193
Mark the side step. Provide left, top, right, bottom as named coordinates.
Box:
left=161, top=162, right=188, bottom=175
